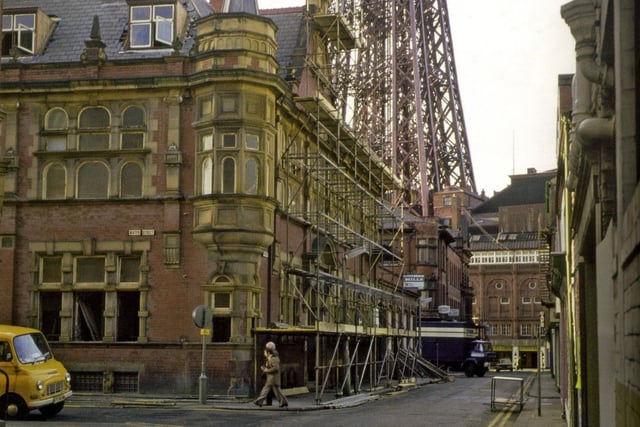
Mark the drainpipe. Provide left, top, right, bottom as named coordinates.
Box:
left=561, top=0, right=614, bottom=189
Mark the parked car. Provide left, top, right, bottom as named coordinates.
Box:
left=0, top=325, right=72, bottom=419
left=493, top=358, right=513, bottom=372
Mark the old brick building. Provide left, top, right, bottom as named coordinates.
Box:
left=468, top=169, right=555, bottom=369
left=0, top=0, right=472, bottom=398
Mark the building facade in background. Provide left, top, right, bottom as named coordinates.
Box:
left=467, top=169, right=555, bottom=370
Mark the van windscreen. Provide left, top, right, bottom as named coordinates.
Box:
left=13, top=333, right=52, bottom=364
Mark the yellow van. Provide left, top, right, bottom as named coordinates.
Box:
left=0, top=325, right=72, bottom=419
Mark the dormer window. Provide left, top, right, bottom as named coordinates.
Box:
left=2, top=13, right=36, bottom=55
left=130, top=4, right=174, bottom=48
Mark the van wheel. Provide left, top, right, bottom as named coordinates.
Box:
left=1, top=394, right=28, bottom=420
left=40, top=401, right=65, bottom=418
left=463, top=363, right=476, bottom=377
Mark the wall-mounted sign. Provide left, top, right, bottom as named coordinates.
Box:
left=403, top=274, right=425, bottom=290
left=128, top=229, right=156, bottom=236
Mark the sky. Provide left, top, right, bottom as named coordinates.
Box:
left=257, top=0, right=576, bottom=195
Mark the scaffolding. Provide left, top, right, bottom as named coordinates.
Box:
left=258, top=0, right=466, bottom=402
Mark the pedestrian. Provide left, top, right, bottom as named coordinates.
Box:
left=253, top=341, right=289, bottom=408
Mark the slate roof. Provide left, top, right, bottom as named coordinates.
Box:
left=471, top=169, right=556, bottom=215
left=469, top=231, right=541, bottom=251
left=261, top=7, right=306, bottom=81
left=2, top=0, right=307, bottom=83
left=1, top=0, right=214, bottom=64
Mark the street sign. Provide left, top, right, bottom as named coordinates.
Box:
left=192, top=305, right=211, bottom=329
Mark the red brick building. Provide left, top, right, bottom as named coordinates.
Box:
left=0, top=0, right=471, bottom=398
left=468, top=169, right=555, bottom=369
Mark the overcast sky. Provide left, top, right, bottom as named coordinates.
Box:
left=257, top=0, right=576, bottom=195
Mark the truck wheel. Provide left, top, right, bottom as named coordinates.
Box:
left=463, top=363, right=476, bottom=377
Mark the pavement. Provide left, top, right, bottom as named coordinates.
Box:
left=64, top=370, right=565, bottom=426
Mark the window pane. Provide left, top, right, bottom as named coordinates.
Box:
left=223, top=134, right=236, bottom=148
left=78, top=163, right=109, bottom=198
left=131, top=6, right=151, bottom=21
left=214, top=293, right=230, bottom=308
left=198, top=98, right=213, bottom=118
left=76, top=258, right=105, bottom=283
left=45, top=164, right=66, bottom=199
left=42, top=257, right=62, bottom=283
left=246, top=135, right=259, bottom=150
left=222, top=158, right=235, bottom=193
left=155, top=19, right=173, bottom=46
left=121, top=163, right=142, bottom=197
left=2, top=16, right=11, bottom=31
left=17, top=26, right=34, bottom=53
left=122, top=133, right=144, bottom=149
left=15, top=15, right=35, bottom=28
left=202, top=158, right=212, bottom=194
left=131, top=23, right=151, bottom=47
left=79, top=108, right=109, bottom=128
left=154, top=5, right=174, bottom=19
left=201, top=134, right=213, bottom=151
left=46, top=109, right=68, bottom=129
left=79, top=134, right=110, bottom=150
left=120, top=257, right=141, bottom=283
left=122, top=107, right=144, bottom=127
left=245, top=158, right=258, bottom=194
left=46, top=136, right=67, bottom=151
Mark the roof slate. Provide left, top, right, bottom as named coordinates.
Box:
left=472, top=170, right=556, bottom=215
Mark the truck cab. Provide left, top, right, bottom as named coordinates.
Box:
left=419, top=320, right=496, bottom=377
left=0, top=325, right=72, bottom=419
left=463, top=339, right=496, bottom=377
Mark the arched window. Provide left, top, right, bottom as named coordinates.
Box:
left=44, top=163, right=66, bottom=199
left=222, top=157, right=235, bottom=193
left=44, top=108, right=68, bottom=151
left=202, top=158, right=213, bottom=194
left=78, top=107, right=110, bottom=150
left=245, top=158, right=258, bottom=194
left=46, top=108, right=68, bottom=130
left=121, top=106, right=145, bottom=149
left=120, top=162, right=143, bottom=197
left=77, top=162, right=109, bottom=198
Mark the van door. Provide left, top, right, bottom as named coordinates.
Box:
left=0, top=339, right=17, bottom=392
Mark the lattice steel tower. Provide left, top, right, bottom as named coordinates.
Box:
left=342, top=0, right=476, bottom=215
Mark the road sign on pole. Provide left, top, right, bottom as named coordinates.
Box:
left=192, top=305, right=212, bottom=404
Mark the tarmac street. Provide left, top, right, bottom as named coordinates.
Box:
left=6, top=370, right=565, bottom=427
